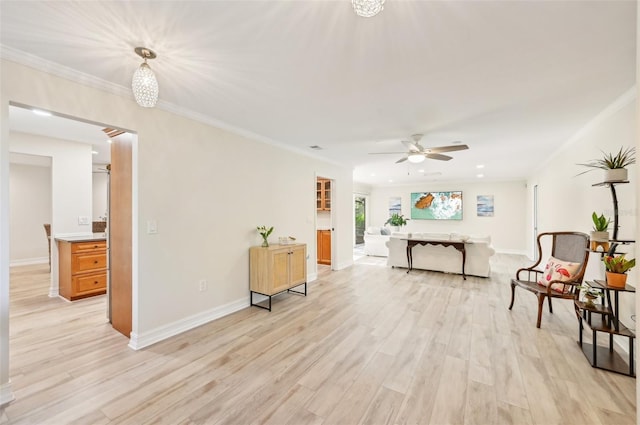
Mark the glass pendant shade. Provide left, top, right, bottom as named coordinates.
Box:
left=352, top=0, right=385, bottom=18
left=132, top=62, right=158, bottom=108
left=408, top=153, right=425, bottom=163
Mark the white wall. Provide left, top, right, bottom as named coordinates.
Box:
left=9, top=131, right=94, bottom=297
left=0, top=56, right=354, bottom=378
left=10, top=132, right=93, bottom=237
left=528, top=90, right=637, bottom=332
left=92, top=169, right=108, bottom=221
left=9, top=161, right=51, bottom=264
left=369, top=180, right=527, bottom=254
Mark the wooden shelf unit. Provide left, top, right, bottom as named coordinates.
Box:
left=575, top=279, right=636, bottom=377
left=249, top=243, right=307, bottom=311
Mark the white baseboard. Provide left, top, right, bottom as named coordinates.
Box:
left=128, top=296, right=250, bottom=350
left=9, top=257, right=48, bottom=267
left=0, top=380, right=14, bottom=407
left=334, top=259, right=354, bottom=270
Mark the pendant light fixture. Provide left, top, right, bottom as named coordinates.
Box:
left=352, top=0, right=385, bottom=18
left=132, top=47, right=158, bottom=108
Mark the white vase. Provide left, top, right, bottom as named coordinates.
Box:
left=604, top=168, right=627, bottom=182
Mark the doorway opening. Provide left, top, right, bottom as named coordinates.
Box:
left=6, top=103, right=134, bottom=339
left=355, top=196, right=366, bottom=245
left=316, top=176, right=332, bottom=269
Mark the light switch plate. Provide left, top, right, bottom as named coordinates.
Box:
left=147, top=220, right=158, bottom=234
left=78, top=216, right=90, bottom=225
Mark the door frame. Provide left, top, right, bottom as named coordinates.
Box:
left=0, top=102, right=138, bottom=404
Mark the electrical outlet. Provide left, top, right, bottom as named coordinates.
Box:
left=198, top=279, right=207, bottom=292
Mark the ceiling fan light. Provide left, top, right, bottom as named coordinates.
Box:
left=408, top=153, right=425, bottom=163
left=352, top=0, right=385, bottom=18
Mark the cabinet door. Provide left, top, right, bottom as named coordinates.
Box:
left=319, top=231, right=331, bottom=264
left=316, top=230, right=322, bottom=262
left=271, top=249, right=291, bottom=293
left=323, top=180, right=331, bottom=210
left=289, top=245, right=307, bottom=286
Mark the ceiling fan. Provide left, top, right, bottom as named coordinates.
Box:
left=369, top=134, right=469, bottom=164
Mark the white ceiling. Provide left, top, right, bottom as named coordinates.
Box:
left=1, top=1, right=636, bottom=186
left=9, top=105, right=112, bottom=165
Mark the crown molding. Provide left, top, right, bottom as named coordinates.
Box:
left=1, top=44, right=348, bottom=169
left=1, top=44, right=131, bottom=99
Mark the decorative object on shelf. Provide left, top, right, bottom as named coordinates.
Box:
left=603, top=254, right=635, bottom=288
left=590, top=211, right=611, bottom=251
left=279, top=236, right=296, bottom=245
left=352, top=0, right=385, bottom=18
left=132, top=47, right=159, bottom=108
left=577, top=285, right=601, bottom=308
left=385, top=213, right=409, bottom=232
left=577, top=146, right=636, bottom=182
left=257, top=225, right=274, bottom=247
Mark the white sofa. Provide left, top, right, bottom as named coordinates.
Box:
left=386, top=232, right=495, bottom=277
left=363, top=226, right=392, bottom=256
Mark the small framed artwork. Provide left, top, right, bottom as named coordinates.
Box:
left=389, top=197, right=401, bottom=216
left=477, top=195, right=494, bottom=217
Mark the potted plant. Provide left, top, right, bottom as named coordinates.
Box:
left=577, top=146, right=636, bottom=182
left=577, top=285, right=602, bottom=308
left=602, top=254, right=636, bottom=288
left=589, top=212, right=611, bottom=251
left=385, top=213, right=409, bottom=232
left=257, top=225, right=274, bottom=247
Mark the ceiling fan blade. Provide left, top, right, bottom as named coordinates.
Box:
left=425, top=153, right=452, bottom=161
left=401, top=140, right=421, bottom=152
left=396, top=157, right=408, bottom=163
left=368, top=152, right=408, bottom=155
left=427, top=144, right=469, bottom=153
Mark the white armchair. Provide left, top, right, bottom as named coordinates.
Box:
left=363, top=226, right=391, bottom=257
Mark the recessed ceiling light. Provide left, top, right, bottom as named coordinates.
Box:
left=418, top=169, right=425, bottom=173
left=477, top=173, right=484, bottom=178
left=92, top=150, right=98, bottom=155
left=32, top=109, right=52, bottom=117
left=388, top=179, right=393, bottom=183
left=476, top=164, right=485, bottom=169
left=370, top=173, right=376, bottom=177
left=106, top=139, right=112, bottom=144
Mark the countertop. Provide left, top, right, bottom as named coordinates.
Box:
left=55, top=233, right=107, bottom=243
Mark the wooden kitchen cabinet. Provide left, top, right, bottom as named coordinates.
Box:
left=317, top=230, right=331, bottom=265
left=57, top=238, right=107, bottom=300
left=316, top=178, right=331, bottom=211
left=249, top=243, right=307, bottom=311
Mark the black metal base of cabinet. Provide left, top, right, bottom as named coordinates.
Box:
left=577, top=342, right=635, bottom=377
left=250, top=282, right=307, bottom=312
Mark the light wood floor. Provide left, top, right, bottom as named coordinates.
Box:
left=1, top=254, right=636, bottom=424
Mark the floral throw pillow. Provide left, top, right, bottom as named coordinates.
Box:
left=537, top=256, right=581, bottom=293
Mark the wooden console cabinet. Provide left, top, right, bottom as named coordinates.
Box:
left=57, top=237, right=107, bottom=300
left=249, top=243, right=307, bottom=311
